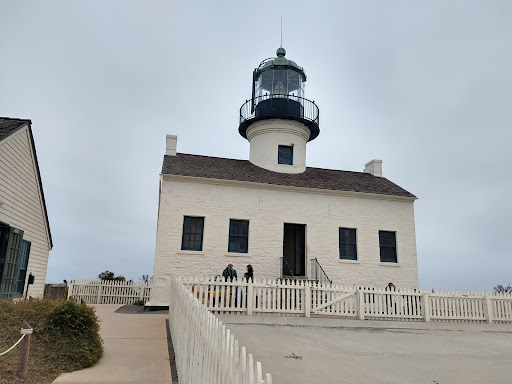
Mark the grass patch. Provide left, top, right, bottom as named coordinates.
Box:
left=0, top=299, right=103, bottom=383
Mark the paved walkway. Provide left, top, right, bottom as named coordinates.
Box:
left=219, top=315, right=512, bottom=384
left=54, top=305, right=172, bottom=384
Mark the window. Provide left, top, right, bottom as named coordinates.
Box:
left=339, top=228, right=357, bottom=260
left=181, top=216, right=204, bottom=251
left=228, top=220, right=249, bottom=253
left=0, top=226, right=29, bottom=299
left=278, top=145, right=293, bottom=165
left=16, top=240, right=31, bottom=294
left=379, top=231, right=397, bottom=263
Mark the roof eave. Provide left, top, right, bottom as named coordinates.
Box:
left=161, top=173, right=417, bottom=202
left=0, top=120, right=31, bottom=142
left=26, top=123, right=53, bottom=249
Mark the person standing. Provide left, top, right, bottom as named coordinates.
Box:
left=221, top=262, right=237, bottom=307
left=385, top=282, right=396, bottom=314
left=222, top=262, right=237, bottom=282
left=244, top=265, right=254, bottom=283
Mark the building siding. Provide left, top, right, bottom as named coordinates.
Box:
left=149, top=176, right=418, bottom=306
left=0, top=126, right=51, bottom=297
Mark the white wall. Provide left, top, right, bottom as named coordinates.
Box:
left=247, top=119, right=310, bottom=173
left=149, top=176, right=418, bottom=306
left=0, top=126, right=51, bottom=298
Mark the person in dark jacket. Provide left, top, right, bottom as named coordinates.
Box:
left=244, top=265, right=254, bottom=283
left=222, top=262, right=237, bottom=282
left=385, top=282, right=396, bottom=314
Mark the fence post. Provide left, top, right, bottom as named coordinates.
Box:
left=67, top=281, right=73, bottom=299
left=484, top=294, right=493, bottom=324
left=247, top=281, right=253, bottom=316
left=96, top=283, right=102, bottom=304
left=305, top=283, right=311, bottom=318
left=17, top=321, right=32, bottom=379
left=357, top=288, right=365, bottom=320
left=140, top=284, right=145, bottom=302
left=423, top=292, right=430, bottom=322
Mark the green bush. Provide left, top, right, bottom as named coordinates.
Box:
left=0, top=299, right=103, bottom=383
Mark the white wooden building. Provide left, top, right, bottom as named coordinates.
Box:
left=0, top=117, right=53, bottom=298
left=147, top=48, right=418, bottom=309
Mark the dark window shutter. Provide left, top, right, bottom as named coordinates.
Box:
left=16, top=240, right=31, bottom=294
left=0, top=228, right=24, bottom=299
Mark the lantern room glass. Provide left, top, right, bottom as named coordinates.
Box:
left=255, top=69, right=305, bottom=100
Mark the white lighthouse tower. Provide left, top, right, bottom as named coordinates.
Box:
left=238, top=47, right=319, bottom=174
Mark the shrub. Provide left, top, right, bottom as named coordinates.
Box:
left=494, top=284, right=512, bottom=294
left=0, top=299, right=103, bottom=383
left=98, top=270, right=126, bottom=281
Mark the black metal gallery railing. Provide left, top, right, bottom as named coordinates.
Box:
left=240, top=95, right=319, bottom=126
left=239, top=95, right=320, bottom=141
left=310, top=258, right=332, bottom=286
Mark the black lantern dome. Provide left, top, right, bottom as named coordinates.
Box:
left=239, top=48, right=320, bottom=141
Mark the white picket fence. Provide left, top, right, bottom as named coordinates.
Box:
left=67, top=279, right=151, bottom=305
left=169, top=275, right=272, bottom=384
left=179, top=277, right=512, bottom=324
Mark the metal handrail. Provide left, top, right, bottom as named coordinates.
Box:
left=280, top=257, right=294, bottom=278
left=311, top=258, right=332, bottom=285
left=240, top=94, right=319, bottom=126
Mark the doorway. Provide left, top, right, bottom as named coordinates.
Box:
left=282, top=223, right=306, bottom=277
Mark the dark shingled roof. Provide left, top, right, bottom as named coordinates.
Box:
left=0, top=117, right=31, bottom=141
left=0, top=117, right=53, bottom=248
left=162, top=153, right=416, bottom=198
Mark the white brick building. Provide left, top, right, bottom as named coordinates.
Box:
left=147, top=48, right=417, bottom=308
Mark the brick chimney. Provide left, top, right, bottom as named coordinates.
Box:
left=166, top=135, right=177, bottom=156
left=364, top=159, right=383, bottom=177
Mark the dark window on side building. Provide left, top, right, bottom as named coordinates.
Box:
left=0, top=225, right=31, bottom=299
left=16, top=240, right=31, bottom=294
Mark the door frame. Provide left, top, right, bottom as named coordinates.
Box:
left=282, top=222, right=307, bottom=277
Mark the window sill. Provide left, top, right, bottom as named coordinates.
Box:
left=224, top=252, right=251, bottom=257
left=379, top=262, right=400, bottom=267
left=177, top=250, right=206, bottom=256
left=338, top=259, right=360, bottom=264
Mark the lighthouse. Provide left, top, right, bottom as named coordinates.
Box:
left=238, top=47, right=320, bottom=174
left=147, top=45, right=419, bottom=310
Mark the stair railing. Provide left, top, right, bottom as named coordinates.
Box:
left=280, top=257, right=294, bottom=278
left=310, top=258, right=332, bottom=286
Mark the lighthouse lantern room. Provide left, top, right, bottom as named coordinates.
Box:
left=239, top=47, right=320, bottom=174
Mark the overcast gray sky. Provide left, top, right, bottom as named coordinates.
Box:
left=1, top=0, right=510, bottom=290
